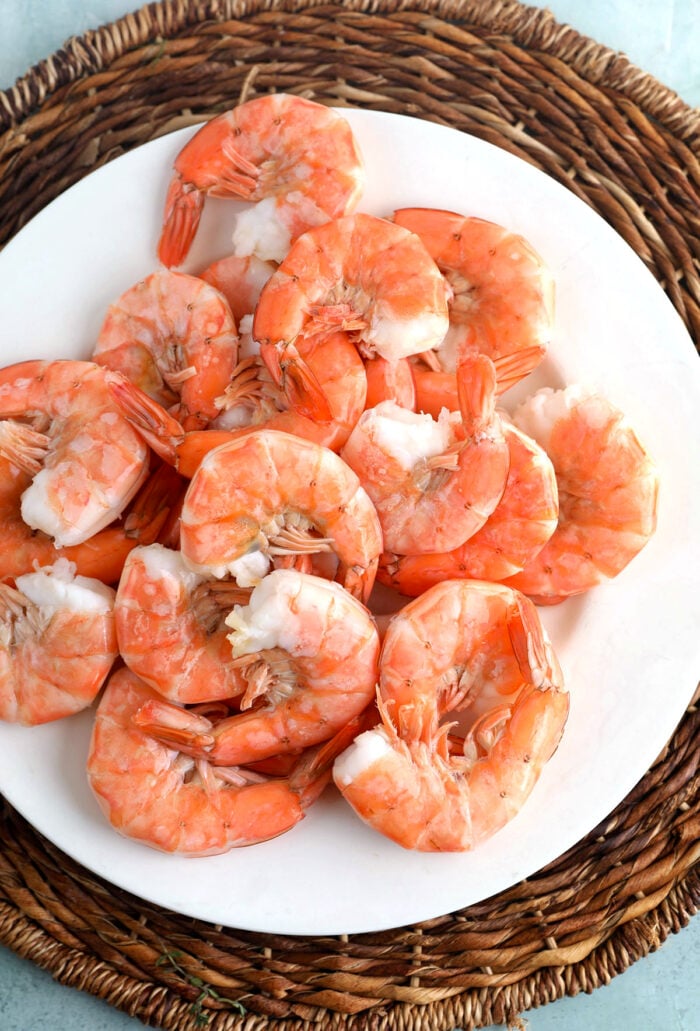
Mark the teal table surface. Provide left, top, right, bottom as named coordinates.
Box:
left=1, top=3, right=699, bottom=1029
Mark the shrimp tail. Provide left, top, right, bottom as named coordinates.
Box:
left=493, top=346, right=545, bottom=396
left=0, top=419, right=50, bottom=476
left=280, top=352, right=334, bottom=422
left=259, top=341, right=334, bottom=422
left=456, top=353, right=498, bottom=433
left=132, top=698, right=216, bottom=756
left=338, top=557, right=379, bottom=605
left=290, top=706, right=380, bottom=806
left=507, top=591, right=563, bottom=690
left=157, top=173, right=205, bottom=268
left=122, top=462, right=187, bottom=544
left=106, top=371, right=185, bottom=465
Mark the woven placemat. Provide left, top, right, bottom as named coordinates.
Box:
left=1, top=2, right=698, bottom=1028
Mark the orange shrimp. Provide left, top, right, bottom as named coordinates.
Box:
left=0, top=361, right=150, bottom=548
left=363, top=356, right=416, bottom=411
left=158, top=94, right=365, bottom=267
left=392, top=208, right=553, bottom=415
left=411, top=346, right=545, bottom=420
left=198, top=253, right=276, bottom=322
left=92, top=270, right=239, bottom=430
left=333, top=579, right=569, bottom=851
left=87, top=667, right=339, bottom=856
left=105, top=325, right=366, bottom=469
left=131, top=568, right=380, bottom=766
left=115, top=543, right=250, bottom=705
left=0, top=451, right=184, bottom=585
left=253, top=212, right=450, bottom=374
left=503, top=386, right=660, bottom=603
left=340, top=355, right=509, bottom=555
left=213, top=330, right=367, bottom=452
left=379, top=418, right=558, bottom=594
left=0, top=558, right=117, bottom=725
left=179, top=429, right=383, bottom=602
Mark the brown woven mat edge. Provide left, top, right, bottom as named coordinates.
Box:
left=2, top=865, right=698, bottom=1031
left=1, top=0, right=698, bottom=139
left=0, top=1, right=699, bottom=1028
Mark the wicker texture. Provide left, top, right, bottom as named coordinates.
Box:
left=0, top=2, right=698, bottom=1028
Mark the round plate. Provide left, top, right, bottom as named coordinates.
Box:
left=0, top=109, right=698, bottom=935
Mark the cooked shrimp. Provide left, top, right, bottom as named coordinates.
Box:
left=92, top=270, right=239, bottom=430
left=0, top=361, right=150, bottom=548
left=392, top=208, right=553, bottom=416
left=340, top=354, right=509, bottom=555
left=411, top=346, right=545, bottom=420
left=131, top=568, right=380, bottom=766
left=503, top=386, right=659, bottom=603
left=87, top=666, right=340, bottom=855
left=198, top=253, right=275, bottom=322
left=333, top=579, right=569, bottom=851
left=158, top=94, right=365, bottom=267
left=115, top=543, right=250, bottom=704
left=253, top=212, right=450, bottom=375
left=179, top=429, right=383, bottom=601
left=0, top=451, right=184, bottom=585
left=0, top=558, right=117, bottom=725
left=214, top=329, right=367, bottom=451
left=380, top=418, right=558, bottom=594
left=107, top=324, right=366, bottom=471
left=363, top=356, right=416, bottom=411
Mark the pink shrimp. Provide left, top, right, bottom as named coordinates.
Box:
left=333, top=579, right=569, bottom=851
left=392, top=208, right=553, bottom=415
left=179, top=428, right=383, bottom=602
left=503, top=386, right=660, bottom=603
left=253, top=212, right=450, bottom=376
left=105, top=324, right=367, bottom=471
left=340, top=354, right=509, bottom=555
left=213, top=329, right=367, bottom=452
left=198, top=253, right=276, bottom=322
left=0, top=447, right=179, bottom=585
left=92, top=269, right=239, bottom=430
left=363, top=356, right=416, bottom=411
left=0, top=559, right=117, bottom=725
left=0, top=360, right=150, bottom=548
left=87, top=667, right=343, bottom=856
left=131, top=568, right=380, bottom=766
left=379, top=417, right=558, bottom=594
left=158, top=94, right=365, bottom=267
left=114, top=543, right=251, bottom=705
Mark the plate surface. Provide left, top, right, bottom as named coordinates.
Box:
left=0, top=109, right=698, bottom=935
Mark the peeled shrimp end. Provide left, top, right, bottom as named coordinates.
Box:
left=181, top=549, right=271, bottom=586
left=333, top=727, right=392, bottom=788
left=232, top=198, right=292, bottom=263
left=16, top=559, right=116, bottom=613
left=370, top=311, right=449, bottom=362
left=20, top=470, right=129, bottom=548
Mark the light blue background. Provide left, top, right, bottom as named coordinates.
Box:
left=1, top=2, right=699, bottom=1029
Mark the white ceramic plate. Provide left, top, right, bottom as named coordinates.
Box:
left=0, top=110, right=699, bottom=936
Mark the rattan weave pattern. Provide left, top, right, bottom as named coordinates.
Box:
left=0, top=2, right=698, bottom=1029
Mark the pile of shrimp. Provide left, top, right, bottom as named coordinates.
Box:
left=0, top=94, right=660, bottom=857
